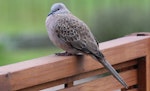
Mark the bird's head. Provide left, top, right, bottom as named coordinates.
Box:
left=48, top=3, right=70, bottom=16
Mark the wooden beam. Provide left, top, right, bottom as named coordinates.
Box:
left=59, top=69, right=137, bottom=91
left=19, top=60, right=137, bottom=91
left=127, top=89, right=138, bottom=91
left=101, top=36, right=149, bottom=65
left=0, top=36, right=149, bottom=90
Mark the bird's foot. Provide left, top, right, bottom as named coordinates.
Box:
left=55, top=51, right=73, bottom=56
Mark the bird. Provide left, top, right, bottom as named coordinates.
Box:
left=46, top=3, right=128, bottom=89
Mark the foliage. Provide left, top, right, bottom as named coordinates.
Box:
left=0, top=0, right=150, bottom=65
left=91, top=6, right=150, bottom=41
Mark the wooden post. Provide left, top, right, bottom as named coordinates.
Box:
left=0, top=72, right=11, bottom=91
left=145, top=39, right=150, bottom=91
left=127, top=32, right=150, bottom=91
left=137, top=55, right=150, bottom=91
left=65, top=82, right=73, bottom=88
left=138, top=57, right=146, bottom=91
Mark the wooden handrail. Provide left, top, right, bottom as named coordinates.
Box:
left=0, top=33, right=150, bottom=91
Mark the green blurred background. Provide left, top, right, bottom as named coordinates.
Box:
left=0, top=0, right=150, bottom=66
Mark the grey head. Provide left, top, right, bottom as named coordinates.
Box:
left=48, top=3, right=70, bottom=16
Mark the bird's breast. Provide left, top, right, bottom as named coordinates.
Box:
left=46, top=15, right=71, bottom=51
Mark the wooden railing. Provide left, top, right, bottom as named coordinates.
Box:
left=0, top=33, right=150, bottom=91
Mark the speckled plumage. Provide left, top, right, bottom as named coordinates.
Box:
left=46, top=3, right=128, bottom=89
left=46, top=13, right=100, bottom=56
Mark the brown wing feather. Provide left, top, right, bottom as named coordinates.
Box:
left=54, top=14, right=102, bottom=56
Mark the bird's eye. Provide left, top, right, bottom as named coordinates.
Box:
left=57, top=8, right=60, bottom=10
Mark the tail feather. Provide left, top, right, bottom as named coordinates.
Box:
left=97, top=57, right=128, bottom=89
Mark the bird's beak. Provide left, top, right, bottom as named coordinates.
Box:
left=48, top=12, right=53, bottom=16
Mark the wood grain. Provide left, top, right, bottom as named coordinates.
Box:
left=0, top=36, right=149, bottom=90
left=146, top=39, right=150, bottom=91
left=59, top=69, right=137, bottom=91
left=138, top=58, right=146, bottom=91
left=127, top=89, right=138, bottom=91
left=19, top=60, right=137, bottom=91
left=0, top=72, right=11, bottom=91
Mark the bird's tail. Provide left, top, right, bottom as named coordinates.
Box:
left=96, top=57, right=128, bottom=89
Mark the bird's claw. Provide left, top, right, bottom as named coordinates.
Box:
left=55, top=51, right=73, bottom=56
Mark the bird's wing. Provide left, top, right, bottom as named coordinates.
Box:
left=55, top=15, right=101, bottom=56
